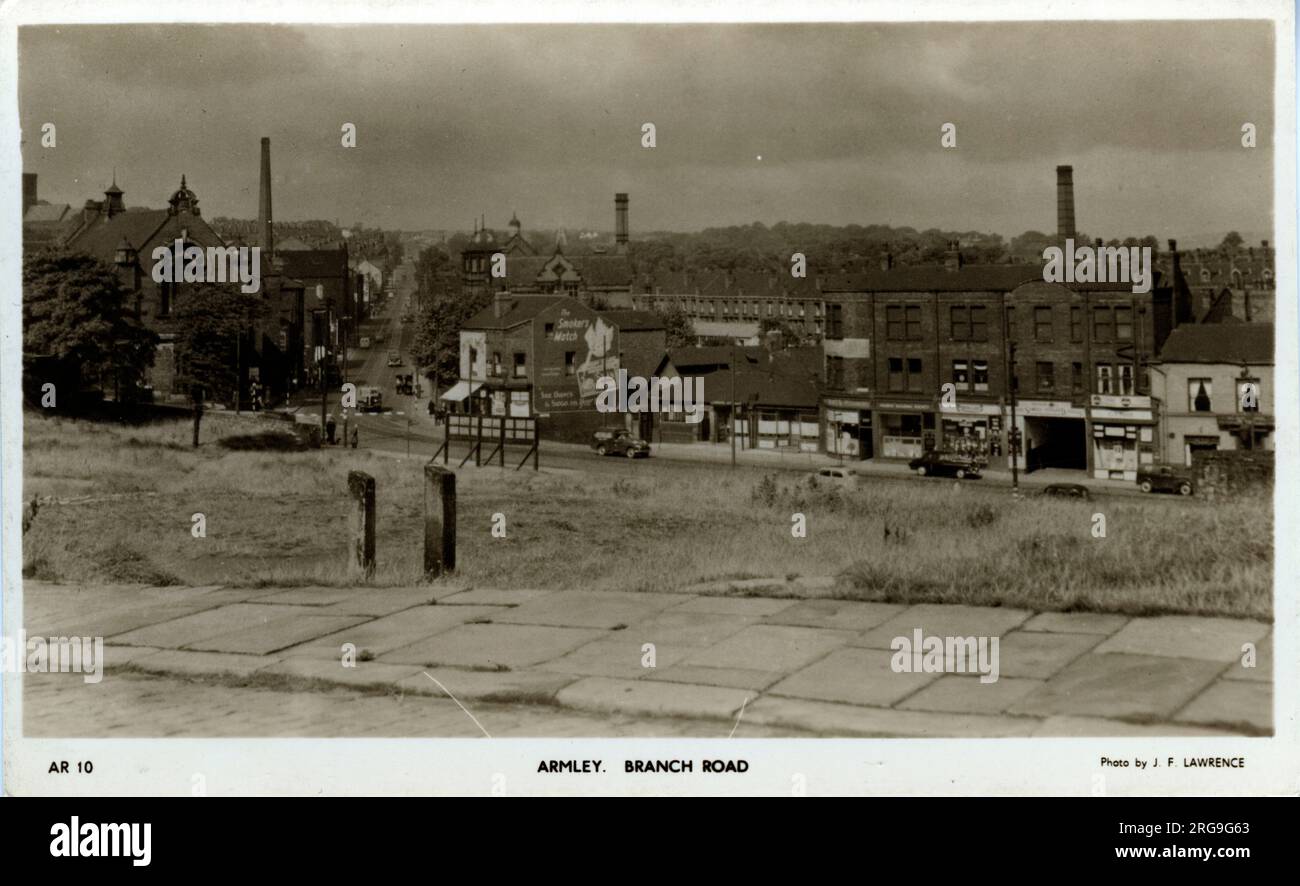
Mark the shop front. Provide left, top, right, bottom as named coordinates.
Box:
left=874, top=401, right=932, bottom=460
left=1090, top=396, right=1156, bottom=481
left=823, top=400, right=873, bottom=460
left=938, top=402, right=1001, bottom=461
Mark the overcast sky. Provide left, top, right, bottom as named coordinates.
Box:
left=20, top=22, right=1274, bottom=244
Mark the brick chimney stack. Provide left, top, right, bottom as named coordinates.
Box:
left=1056, top=165, right=1075, bottom=241
left=615, top=193, right=628, bottom=253
left=259, top=137, right=273, bottom=258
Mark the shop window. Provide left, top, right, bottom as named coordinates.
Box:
left=1036, top=361, right=1055, bottom=393
left=1188, top=378, right=1212, bottom=412
left=1034, top=306, right=1053, bottom=342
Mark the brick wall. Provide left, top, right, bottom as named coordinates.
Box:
left=1191, top=449, right=1273, bottom=499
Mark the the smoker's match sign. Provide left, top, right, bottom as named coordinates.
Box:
left=536, top=303, right=619, bottom=413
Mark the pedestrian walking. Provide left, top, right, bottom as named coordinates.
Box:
left=350, top=426, right=359, bottom=449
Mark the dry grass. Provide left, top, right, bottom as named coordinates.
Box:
left=21, top=413, right=1272, bottom=619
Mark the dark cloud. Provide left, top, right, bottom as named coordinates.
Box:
left=19, top=22, right=1273, bottom=240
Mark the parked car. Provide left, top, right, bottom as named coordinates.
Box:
left=386, top=351, right=402, bottom=367
left=1137, top=465, right=1194, bottom=496
left=908, top=449, right=985, bottom=479
left=812, top=466, right=859, bottom=486
left=592, top=429, right=650, bottom=458
left=1041, top=483, right=1091, bottom=501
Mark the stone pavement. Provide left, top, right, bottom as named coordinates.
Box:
left=19, top=581, right=1272, bottom=737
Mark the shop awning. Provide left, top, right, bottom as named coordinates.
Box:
left=440, top=381, right=483, bottom=402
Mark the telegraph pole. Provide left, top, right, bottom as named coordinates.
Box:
left=730, top=342, right=737, bottom=468
left=1006, top=323, right=1020, bottom=495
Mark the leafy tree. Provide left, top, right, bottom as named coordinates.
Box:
left=757, top=318, right=799, bottom=349
left=22, top=251, right=158, bottom=402
left=656, top=302, right=696, bottom=349
left=1220, top=231, right=1244, bottom=253
left=172, top=281, right=266, bottom=445
left=410, top=290, right=492, bottom=397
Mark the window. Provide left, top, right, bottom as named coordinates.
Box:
left=1118, top=364, right=1135, bottom=396
left=1115, top=306, right=1133, bottom=341
left=827, top=356, right=845, bottom=389
left=907, top=357, right=924, bottom=392
left=1188, top=378, right=1212, bottom=412
left=1034, top=307, right=1053, bottom=342
left=491, top=351, right=503, bottom=377
left=564, top=351, right=576, bottom=376
left=952, top=359, right=970, bottom=390
left=1070, top=306, right=1083, bottom=342
left=856, top=363, right=872, bottom=388
left=1093, top=306, right=1114, bottom=342
left=826, top=303, right=843, bottom=339
left=1097, top=364, right=1114, bottom=395
left=1036, top=361, right=1055, bottom=393
left=1072, top=362, right=1083, bottom=394
left=513, top=352, right=527, bottom=378
left=887, top=357, right=904, bottom=391
left=1238, top=379, right=1260, bottom=412
left=950, top=306, right=971, bottom=341
left=906, top=305, right=922, bottom=340
left=970, top=305, right=988, bottom=342
left=544, top=323, right=554, bottom=338
left=972, top=360, right=989, bottom=393
left=886, top=305, right=904, bottom=340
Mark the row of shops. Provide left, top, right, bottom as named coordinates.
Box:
left=822, top=395, right=1158, bottom=481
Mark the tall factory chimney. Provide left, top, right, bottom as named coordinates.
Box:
left=1056, top=165, right=1075, bottom=241
left=22, top=173, right=37, bottom=218
left=615, top=192, right=629, bottom=253
left=259, top=137, right=273, bottom=257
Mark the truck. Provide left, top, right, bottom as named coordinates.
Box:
left=357, top=386, right=383, bottom=413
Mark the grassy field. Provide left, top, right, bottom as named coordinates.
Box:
left=21, top=412, right=1272, bottom=619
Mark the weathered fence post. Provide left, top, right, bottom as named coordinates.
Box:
left=423, top=464, right=456, bottom=578
left=347, top=470, right=376, bottom=580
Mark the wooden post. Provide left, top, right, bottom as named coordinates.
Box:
left=532, top=417, right=539, bottom=471
left=423, top=464, right=456, bottom=578
left=347, top=470, right=375, bottom=580
left=444, top=414, right=451, bottom=465
left=475, top=414, right=483, bottom=467
left=499, top=417, right=507, bottom=468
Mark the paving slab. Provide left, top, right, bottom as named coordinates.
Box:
left=765, top=599, right=906, bottom=632
left=129, top=649, right=280, bottom=678
left=188, top=614, right=369, bottom=655
left=494, top=590, right=679, bottom=629
left=642, top=665, right=783, bottom=692
left=556, top=676, right=749, bottom=721
left=535, top=636, right=698, bottom=680
left=30, top=602, right=223, bottom=640
left=397, top=668, right=578, bottom=704
left=669, top=596, right=792, bottom=617
left=620, top=610, right=756, bottom=648
left=438, top=588, right=557, bottom=607
left=320, top=589, right=443, bottom=617
left=897, top=675, right=1046, bottom=715
left=103, top=645, right=167, bottom=667
left=744, top=696, right=1039, bottom=737
left=1222, top=636, right=1272, bottom=683
left=853, top=604, right=1033, bottom=649
left=1174, top=680, right=1272, bottom=734
left=283, top=605, right=500, bottom=658
left=108, top=603, right=313, bottom=648
left=684, top=624, right=854, bottom=673
left=1009, top=653, right=1226, bottom=721
left=1031, top=716, right=1238, bottom=737
left=261, top=657, right=424, bottom=690
left=1021, top=612, right=1131, bottom=635
left=1093, top=616, right=1271, bottom=663
left=380, top=623, right=605, bottom=669
left=250, top=587, right=361, bottom=606
left=768, top=646, right=938, bottom=707
left=996, top=630, right=1106, bottom=679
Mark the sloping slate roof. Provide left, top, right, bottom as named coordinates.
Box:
left=823, top=265, right=1043, bottom=292
left=672, top=346, right=819, bottom=407
left=64, top=209, right=171, bottom=258
left=599, top=309, right=663, bottom=331
left=1157, top=323, right=1273, bottom=364
left=465, top=295, right=568, bottom=330
left=501, top=253, right=633, bottom=288
left=24, top=203, right=72, bottom=223
left=644, top=269, right=820, bottom=297
left=668, top=345, right=766, bottom=370
left=278, top=248, right=349, bottom=278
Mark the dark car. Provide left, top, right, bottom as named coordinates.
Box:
left=592, top=429, right=651, bottom=458
left=1041, top=483, right=1091, bottom=501
left=1137, top=465, right=1194, bottom=496
left=908, top=450, right=984, bottom=479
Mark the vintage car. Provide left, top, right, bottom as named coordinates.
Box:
left=1136, top=465, right=1195, bottom=496
left=386, top=351, right=402, bottom=367
left=812, top=466, right=860, bottom=487
left=1040, top=483, right=1091, bottom=501
left=357, top=386, right=383, bottom=413
left=908, top=449, right=985, bottom=479
left=592, top=429, right=651, bottom=458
